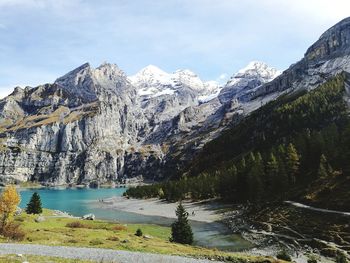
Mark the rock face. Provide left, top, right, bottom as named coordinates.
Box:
left=1, top=17, right=350, bottom=185
left=246, top=17, right=350, bottom=102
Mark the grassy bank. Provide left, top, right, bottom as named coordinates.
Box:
left=0, top=209, right=280, bottom=263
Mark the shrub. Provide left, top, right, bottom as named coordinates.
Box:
left=2, top=222, right=25, bottom=241
left=307, top=254, right=318, bottom=263
left=107, top=236, right=120, bottom=241
left=90, top=238, right=104, bottom=245
left=113, top=224, right=127, bottom=231
left=336, top=252, right=348, bottom=263
left=276, top=249, right=292, bottom=261
left=67, top=239, right=78, bottom=243
left=65, top=221, right=87, bottom=228
left=135, top=228, right=143, bottom=237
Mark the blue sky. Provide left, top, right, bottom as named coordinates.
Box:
left=0, top=0, right=349, bottom=98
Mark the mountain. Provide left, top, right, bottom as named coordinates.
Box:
left=124, top=17, right=350, bottom=258
left=4, top=16, right=349, bottom=186
left=0, top=59, right=278, bottom=185
left=218, top=61, right=281, bottom=104
left=124, top=16, right=350, bottom=215
left=184, top=17, right=350, bottom=182
left=129, top=65, right=219, bottom=101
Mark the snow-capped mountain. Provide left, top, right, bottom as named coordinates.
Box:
left=218, top=61, right=281, bottom=104
left=129, top=65, right=220, bottom=102
left=0, top=60, right=281, bottom=185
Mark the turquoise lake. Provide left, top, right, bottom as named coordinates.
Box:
left=18, top=187, right=252, bottom=251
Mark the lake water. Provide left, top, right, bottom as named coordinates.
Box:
left=18, top=187, right=252, bottom=251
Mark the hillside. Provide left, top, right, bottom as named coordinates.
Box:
left=126, top=73, right=350, bottom=207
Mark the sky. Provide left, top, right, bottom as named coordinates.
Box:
left=0, top=0, right=349, bottom=98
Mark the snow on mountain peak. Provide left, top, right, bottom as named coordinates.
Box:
left=138, top=65, right=169, bottom=77
left=237, top=61, right=281, bottom=79
left=226, top=61, right=281, bottom=87
left=129, top=65, right=172, bottom=87
left=218, top=61, right=281, bottom=104
left=129, top=66, right=220, bottom=99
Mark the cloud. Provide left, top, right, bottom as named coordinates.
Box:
left=216, top=74, right=228, bottom=85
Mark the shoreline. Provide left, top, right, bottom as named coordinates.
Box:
left=96, top=196, right=229, bottom=223
left=95, top=197, right=334, bottom=262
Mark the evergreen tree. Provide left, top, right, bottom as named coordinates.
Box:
left=266, top=152, right=279, bottom=192
left=219, top=164, right=237, bottom=201
left=247, top=152, right=264, bottom=203
left=236, top=157, right=247, bottom=201
left=277, top=157, right=289, bottom=197
left=170, top=202, right=193, bottom=244
left=318, top=154, right=329, bottom=178
left=135, top=228, right=143, bottom=237
left=26, top=192, right=42, bottom=214
left=285, top=143, right=300, bottom=184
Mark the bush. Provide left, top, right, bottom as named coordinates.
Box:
left=67, top=239, right=78, bottom=243
left=107, top=236, right=120, bottom=241
left=89, top=238, right=104, bottom=245
left=2, top=222, right=25, bottom=241
left=307, top=254, right=318, bottom=263
left=65, top=221, right=87, bottom=228
left=135, top=228, right=143, bottom=237
left=276, top=249, right=292, bottom=261
left=113, top=224, right=127, bottom=231
left=336, top=252, right=348, bottom=263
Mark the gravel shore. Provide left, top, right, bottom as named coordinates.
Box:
left=95, top=197, right=227, bottom=223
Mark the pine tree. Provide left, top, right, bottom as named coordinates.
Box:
left=219, top=164, right=237, bottom=201
left=247, top=153, right=263, bottom=203
left=277, top=157, right=289, bottom=197
left=26, top=192, right=42, bottom=214
left=317, top=154, right=332, bottom=178
left=266, top=152, right=279, bottom=192
left=237, top=157, right=247, bottom=201
left=170, top=202, right=193, bottom=244
left=285, top=143, right=300, bottom=184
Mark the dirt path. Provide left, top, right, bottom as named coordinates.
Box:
left=0, top=243, right=223, bottom=263
left=285, top=201, right=350, bottom=216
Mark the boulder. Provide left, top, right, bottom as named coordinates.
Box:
left=14, top=207, right=22, bottom=216
left=82, top=214, right=95, bottom=220
left=35, top=216, right=45, bottom=223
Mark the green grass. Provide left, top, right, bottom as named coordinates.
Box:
left=0, top=209, right=281, bottom=263
left=0, top=254, right=94, bottom=263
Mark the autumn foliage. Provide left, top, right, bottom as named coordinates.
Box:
left=0, top=185, right=20, bottom=230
